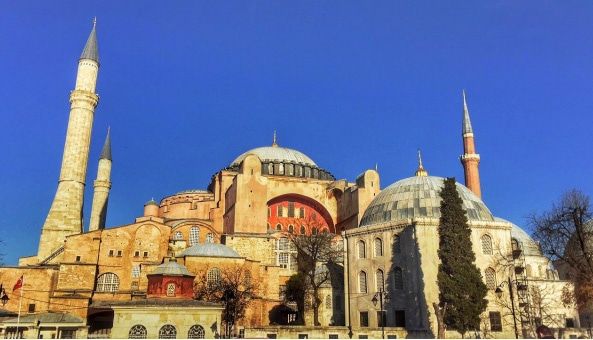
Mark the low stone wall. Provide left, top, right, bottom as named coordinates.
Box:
left=244, top=325, right=417, bottom=339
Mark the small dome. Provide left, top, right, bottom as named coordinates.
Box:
left=150, top=260, right=193, bottom=276
left=360, top=176, right=494, bottom=227
left=180, top=243, right=241, bottom=258
left=145, top=199, right=158, bottom=206
left=231, top=146, right=317, bottom=167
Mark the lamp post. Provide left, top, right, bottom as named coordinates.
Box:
left=495, top=277, right=519, bottom=339
left=372, top=288, right=389, bottom=339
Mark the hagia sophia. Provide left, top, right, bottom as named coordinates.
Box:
left=0, top=22, right=586, bottom=339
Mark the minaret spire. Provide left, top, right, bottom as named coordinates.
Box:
left=89, top=128, right=113, bottom=231
left=38, top=22, right=101, bottom=260
left=460, top=90, right=482, bottom=197
left=415, top=149, right=428, bottom=177
left=272, top=130, right=278, bottom=147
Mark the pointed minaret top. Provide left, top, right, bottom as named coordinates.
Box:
left=272, top=130, right=278, bottom=147
left=100, top=127, right=111, bottom=160
left=80, top=18, right=99, bottom=63
left=462, top=90, right=473, bottom=135
left=415, top=149, right=428, bottom=177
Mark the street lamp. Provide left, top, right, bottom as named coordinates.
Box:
left=495, top=277, right=519, bottom=339
left=372, top=288, right=390, bottom=339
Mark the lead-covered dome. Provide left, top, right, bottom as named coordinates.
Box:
left=180, top=243, right=241, bottom=258
left=231, top=146, right=317, bottom=167
left=360, top=176, right=495, bottom=227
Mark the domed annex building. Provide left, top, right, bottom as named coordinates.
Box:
left=0, top=23, right=584, bottom=339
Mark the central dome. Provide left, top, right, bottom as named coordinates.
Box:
left=360, top=176, right=494, bottom=227
left=231, top=146, right=317, bottom=167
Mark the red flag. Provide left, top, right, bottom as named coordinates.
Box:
left=13, top=275, right=23, bottom=292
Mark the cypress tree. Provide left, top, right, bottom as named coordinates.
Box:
left=436, top=177, right=488, bottom=337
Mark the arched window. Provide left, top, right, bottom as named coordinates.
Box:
left=359, top=271, right=368, bottom=293
left=128, top=325, right=147, bottom=339
left=276, top=224, right=282, bottom=231
left=300, top=225, right=306, bottom=235
left=159, top=324, right=177, bottom=339
left=511, top=238, right=520, bottom=251
left=481, top=234, right=493, bottom=255
left=374, top=238, right=383, bottom=257
left=96, top=272, right=120, bottom=292
left=288, top=225, right=294, bottom=234
left=206, top=232, right=214, bottom=243
left=187, top=325, right=205, bottom=339
left=393, top=267, right=403, bottom=290
left=189, top=226, right=200, bottom=246
left=278, top=163, right=284, bottom=175
left=325, top=295, right=332, bottom=309
left=376, top=269, right=385, bottom=291
left=174, top=231, right=183, bottom=241
left=312, top=227, right=318, bottom=235
left=358, top=240, right=366, bottom=259
left=207, top=268, right=221, bottom=285
left=485, top=267, right=496, bottom=289
left=268, top=163, right=274, bottom=175
left=393, top=235, right=401, bottom=254
left=166, top=283, right=176, bottom=297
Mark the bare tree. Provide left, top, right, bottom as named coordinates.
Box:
left=193, top=264, right=259, bottom=337
left=531, top=190, right=593, bottom=310
left=288, top=215, right=342, bottom=326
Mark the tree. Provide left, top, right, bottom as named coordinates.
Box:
left=531, top=189, right=593, bottom=311
left=193, top=264, right=259, bottom=337
left=435, top=177, right=488, bottom=338
left=288, top=215, right=342, bottom=326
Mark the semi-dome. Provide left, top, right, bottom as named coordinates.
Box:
left=360, top=176, right=495, bottom=227
left=180, top=243, right=241, bottom=258
left=150, top=259, right=193, bottom=276
left=231, top=146, right=317, bottom=167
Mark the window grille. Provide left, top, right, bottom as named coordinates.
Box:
left=374, top=238, right=383, bottom=257
left=481, top=234, right=493, bottom=255
left=207, top=268, right=221, bottom=285
left=128, top=325, right=147, bottom=339
left=132, top=265, right=141, bottom=278
left=189, top=226, right=200, bottom=246
left=359, top=271, right=368, bottom=293
left=167, top=283, right=176, bottom=296
left=393, top=235, right=401, bottom=254
left=485, top=268, right=496, bottom=289
left=158, top=324, right=177, bottom=339
left=206, top=233, right=214, bottom=243
left=96, top=272, right=120, bottom=292
left=358, top=240, right=366, bottom=259
left=325, top=295, right=332, bottom=309
left=393, top=267, right=403, bottom=290
left=188, top=325, right=205, bottom=339
left=376, top=269, right=385, bottom=291
left=489, top=312, right=502, bottom=331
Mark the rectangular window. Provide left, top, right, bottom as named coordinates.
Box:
left=28, top=304, right=35, bottom=313
left=360, top=311, right=369, bottom=327
left=566, top=318, right=575, bottom=328
left=377, top=310, right=386, bottom=327
left=117, top=250, right=122, bottom=257
left=387, top=336, right=397, bottom=339
left=266, top=334, right=277, bottom=339
left=75, top=256, right=81, bottom=262
left=299, top=207, right=305, bottom=218
left=358, top=336, right=368, bottom=339
left=131, top=281, right=139, bottom=291
left=298, top=334, right=308, bottom=339
left=60, top=330, right=76, bottom=339
left=489, top=311, right=502, bottom=332
left=329, top=335, right=339, bottom=339
left=288, top=202, right=295, bottom=217
left=143, top=251, right=149, bottom=258
left=134, top=251, right=140, bottom=257
left=278, top=206, right=284, bottom=217
left=394, top=310, right=406, bottom=327
left=108, top=250, right=114, bottom=257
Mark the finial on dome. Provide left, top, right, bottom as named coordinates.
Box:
left=272, top=130, right=278, bottom=147
left=415, top=149, right=428, bottom=177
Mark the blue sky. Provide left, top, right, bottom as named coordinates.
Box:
left=1, top=1, right=592, bottom=264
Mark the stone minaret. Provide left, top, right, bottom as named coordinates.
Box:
left=89, top=128, right=111, bottom=231
left=460, top=90, right=482, bottom=198
left=38, top=20, right=100, bottom=260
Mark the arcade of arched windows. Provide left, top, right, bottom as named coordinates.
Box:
left=267, top=196, right=335, bottom=235
left=168, top=224, right=219, bottom=245
left=261, top=161, right=335, bottom=181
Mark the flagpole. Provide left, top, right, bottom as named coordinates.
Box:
left=16, top=275, right=24, bottom=337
